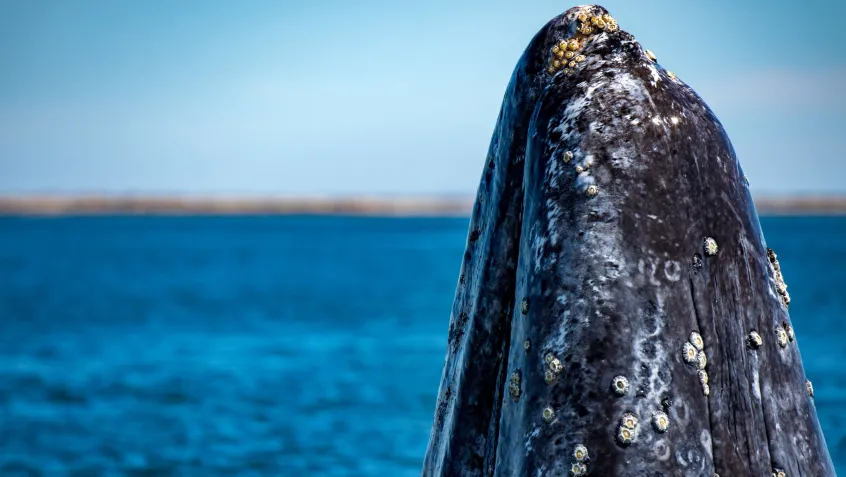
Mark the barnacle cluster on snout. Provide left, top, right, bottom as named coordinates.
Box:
left=547, top=7, right=619, bottom=76
left=767, top=248, right=790, bottom=307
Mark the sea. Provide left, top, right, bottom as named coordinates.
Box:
left=0, top=216, right=843, bottom=476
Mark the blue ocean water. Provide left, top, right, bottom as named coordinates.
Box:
left=0, top=216, right=843, bottom=476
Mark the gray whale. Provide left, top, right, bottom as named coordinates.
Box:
left=422, top=5, right=836, bottom=476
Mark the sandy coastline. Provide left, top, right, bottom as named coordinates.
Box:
left=1, top=195, right=845, bottom=216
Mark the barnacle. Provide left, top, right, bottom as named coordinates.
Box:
left=542, top=406, right=555, bottom=423
left=652, top=411, right=670, bottom=433
left=570, top=463, right=587, bottom=476
left=696, top=350, right=707, bottom=370
left=704, top=237, right=719, bottom=256
left=645, top=49, right=657, bottom=62
left=683, top=342, right=698, bottom=365
left=784, top=322, right=795, bottom=341
left=612, top=375, right=630, bottom=396
left=776, top=327, right=788, bottom=348
left=617, top=425, right=634, bottom=444
left=747, top=330, right=763, bottom=349
left=621, top=412, right=638, bottom=430
left=563, top=151, right=574, bottom=163
left=573, top=444, right=589, bottom=462
left=586, top=185, right=598, bottom=197
left=689, top=331, right=704, bottom=350
left=549, top=357, right=563, bottom=374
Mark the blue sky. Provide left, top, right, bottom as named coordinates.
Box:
left=1, top=0, right=844, bottom=195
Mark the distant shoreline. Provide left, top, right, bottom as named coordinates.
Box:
left=1, top=195, right=845, bottom=217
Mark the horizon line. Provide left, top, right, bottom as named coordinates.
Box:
left=1, top=194, right=846, bottom=217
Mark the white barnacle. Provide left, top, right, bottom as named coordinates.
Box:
left=703, top=383, right=711, bottom=396
left=545, top=370, right=556, bottom=385
left=524, top=339, right=531, bottom=351
left=776, top=327, right=788, bottom=348
left=521, top=299, right=529, bottom=314
left=573, top=444, right=589, bottom=462
left=549, top=357, right=563, bottom=374
left=784, top=322, right=795, bottom=341
left=704, top=237, right=719, bottom=256
left=747, top=330, right=763, bottom=349
left=806, top=380, right=814, bottom=399
left=586, top=185, right=598, bottom=197
left=773, top=469, right=786, bottom=477
left=696, top=350, right=707, bottom=370
left=683, top=342, right=698, bottom=365
left=652, top=411, right=670, bottom=433
left=611, top=375, right=630, bottom=396
left=570, top=463, right=588, bottom=476
left=621, top=412, right=639, bottom=430
left=689, top=331, right=704, bottom=350
left=617, top=425, right=635, bottom=445
left=645, top=49, right=657, bottom=62
left=698, top=370, right=709, bottom=386
left=563, top=151, right=574, bottom=163
left=542, top=406, right=555, bottom=423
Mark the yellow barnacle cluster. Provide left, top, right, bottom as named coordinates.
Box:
left=547, top=8, right=619, bottom=76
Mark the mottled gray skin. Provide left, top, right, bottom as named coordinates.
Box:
left=422, top=5, right=836, bottom=477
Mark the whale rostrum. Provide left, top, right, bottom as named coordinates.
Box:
left=422, top=5, right=835, bottom=477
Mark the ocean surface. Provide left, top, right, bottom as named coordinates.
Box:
left=0, top=216, right=843, bottom=476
